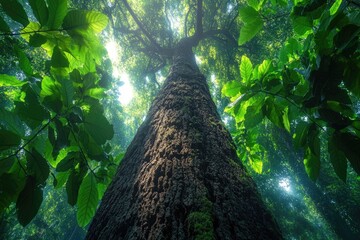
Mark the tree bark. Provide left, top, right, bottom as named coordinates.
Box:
left=86, top=41, right=282, bottom=239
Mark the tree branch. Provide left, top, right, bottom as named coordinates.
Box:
left=195, top=0, right=203, bottom=37
left=121, top=0, right=164, bottom=53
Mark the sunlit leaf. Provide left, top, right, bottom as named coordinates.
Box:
left=240, top=55, right=253, bottom=82
left=0, top=74, right=26, bottom=87
left=16, top=176, right=43, bottom=226
left=221, top=80, right=242, bottom=98
left=46, top=0, right=68, bottom=29
left=29, top=0, right=49, bottom=25
left=0, top=0, right=29, bottom=27
left=258, top=60, right=271, bottom=79
left=63, top=10, right=108, bottom=33
left=77, top=173, right=98, bottom=227
left=84, top=88, right=106, bottom=100
left=238, top=6, right=263, bottom=45
left=330, top=0, right=342, bottom=16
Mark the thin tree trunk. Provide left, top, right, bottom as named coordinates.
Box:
left=86, top=41, right=282, bottom=239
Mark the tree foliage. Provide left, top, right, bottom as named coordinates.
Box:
left=0, top=0, right=120, bottom=227
left=223, top=0, right=360, bottom=182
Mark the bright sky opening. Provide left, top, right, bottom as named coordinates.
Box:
left=105, top=39, right=134, bottom=105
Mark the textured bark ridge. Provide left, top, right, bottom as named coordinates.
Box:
left=87, top=46, right=282, bottom=239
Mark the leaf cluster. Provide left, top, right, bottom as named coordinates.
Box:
left=223, top=0, right=360, bottom=182
left=0, top=0, right=120, bottom=227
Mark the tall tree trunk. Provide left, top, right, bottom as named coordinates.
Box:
left=86, top=40, right=282, bottom=239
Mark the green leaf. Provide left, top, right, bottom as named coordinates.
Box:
left=51, top=46, right=69, bottom=68
left=0, top=74, right=26, bottom=87
left=0, top=173, right=25, bottom=214
left=240, top=55, right=253, bottom=82
left=29, top=0, right=49, bottom=25
left=343, top=58, right=360, bottom=97
left=84, top=88, right=106, bottom=100
left=0, top=15, right=10, bottom=32
left=0, top=129, right=21, bottom=150
left=329, top=135, right=347, bottom=182
left=27, top=149, right=50, bottom=185
left=249, top=154, right=263, bottom=174
left=293, top=122, right=309, bottom=148
left=16, top=176, right=43, bottom=226
left=63, top=10, right=108, bottom=33
left=83, top=108, right=114, bottom=145
left=0, top=157, right=15, bottom=175
left=258, top=60, right=271, bottom=79
left=66, top=170, right=83, bottom=206
left=56, top=153, right=76, bottom=172
left=77, top=173, right=98, bottom=227
left=15, top=85, right=49, bottom=129
left=29, top=34, right=47, bottom=47
left=292, top=16, right=312, bottom=36
left=0, top=0, right=29, bottom=27
left=334, top=132, right=360, bottom=174
left=330, top=0, right=342, bottom=16
left=41, top=76, right=61, bottom=98
left=304, top=147, right=320, bottom=181
left=221, top=80, right=242, bottom=98
left=14, top=46, right=33, bottom=76
left=262, top=98, right=289, bottom=131
left=282, top=107, right=291, bottom=133
left=238, top=6, right=263, bottom=45
left=247, top=0, right=264, bottom=11
left=46, top=0, right=68, bottom=29
left=54, top=171, right=69, bottom=188
left=0, top=109, right=25, bottom=137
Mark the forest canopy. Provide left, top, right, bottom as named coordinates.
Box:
left=0, top=0, right=359, bottom=239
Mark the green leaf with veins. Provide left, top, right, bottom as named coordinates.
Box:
left=63, top=10, right=108, bottom=33
left=240, top=55, right=253, bottom=82
left=77, top=173, right=98, bottom=227
left=29, top=0, right=49, bottom=25
left=238, top=6, right=263, bottom=45
left=0, top=74, right=26, bottom=87
left=46, top=0, right=68, bottom=29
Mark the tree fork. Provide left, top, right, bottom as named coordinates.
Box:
left=86, top=44, right=282, bottom=239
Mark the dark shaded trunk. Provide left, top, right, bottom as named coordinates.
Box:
left=86, top=41, right=282, bottom=239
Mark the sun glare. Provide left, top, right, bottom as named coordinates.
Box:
left=118, top=72, right=134, bottom=105
left=279, top=178, right=292, bottom=192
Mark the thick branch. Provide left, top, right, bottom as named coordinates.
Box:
left=195, top=0, right=203, bottom=37
left=201, top=29, right=238, bottom=46
left=121, top=0, right=163, bottom=52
